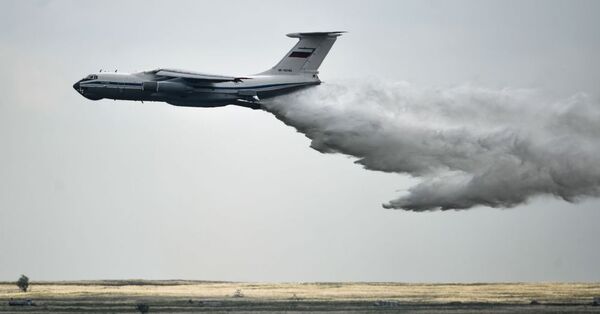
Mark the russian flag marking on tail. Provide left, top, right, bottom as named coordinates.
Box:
left=262, top=31, right=345, bottom=75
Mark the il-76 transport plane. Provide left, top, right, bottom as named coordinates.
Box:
left=73, top=32, right=344, bottom=109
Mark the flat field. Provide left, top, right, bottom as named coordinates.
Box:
left=1, top=281, right=599, bottom=313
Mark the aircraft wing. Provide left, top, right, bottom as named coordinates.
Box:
left=153, top=69, right=250, bottom=83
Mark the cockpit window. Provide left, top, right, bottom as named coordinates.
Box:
left=85, top=74, right=98, bottom=80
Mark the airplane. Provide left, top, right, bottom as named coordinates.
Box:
left=73, top=31, right=344, bottom=110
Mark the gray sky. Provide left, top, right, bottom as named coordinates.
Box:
left=1, top=0, right=599, bottom=282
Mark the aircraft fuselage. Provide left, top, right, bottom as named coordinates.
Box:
left=73, top=31, right=344, bottom=109
left=73, top=71, right=320, bottom=109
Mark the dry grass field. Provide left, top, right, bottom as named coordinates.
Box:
left=1, top=281, right=599, bottom=313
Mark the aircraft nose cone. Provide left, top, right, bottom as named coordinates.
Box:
left=73, top=81, right=80, bottom=91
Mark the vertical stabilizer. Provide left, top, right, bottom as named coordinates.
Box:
left=262, top=31, right=345, bottom=75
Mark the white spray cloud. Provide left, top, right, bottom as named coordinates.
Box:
left=262, top=80, right=600, bottom=211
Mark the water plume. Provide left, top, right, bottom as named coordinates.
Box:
left=262, top=80, right=600, bottom=211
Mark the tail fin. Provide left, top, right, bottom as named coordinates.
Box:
left=262, top=31, right=345, bottom=75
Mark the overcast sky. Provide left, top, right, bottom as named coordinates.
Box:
left=1, top=0, right=599, bottom=282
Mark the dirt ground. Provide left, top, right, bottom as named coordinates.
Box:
left=1, top=281, right=599, bottom=313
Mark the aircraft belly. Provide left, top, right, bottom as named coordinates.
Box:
left=80, top=80, right=319, bottom=107
left=257, top=82, right=320, bottom=99
left=119, top=87, right=145, bottom=100
left=161, top=91, right=238, bottom=107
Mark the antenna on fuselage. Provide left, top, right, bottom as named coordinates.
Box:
left=99, top=69, right=103, bottom=72
left=115, top=69, right=117, bottom=73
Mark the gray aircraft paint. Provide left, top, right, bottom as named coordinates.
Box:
left=73, top=32, right=343, bottom=109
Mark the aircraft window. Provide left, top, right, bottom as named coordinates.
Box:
left=86, top=75, right=98, bottom=80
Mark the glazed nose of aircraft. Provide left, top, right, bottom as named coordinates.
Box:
left=73, top=81, right=81, bottom=92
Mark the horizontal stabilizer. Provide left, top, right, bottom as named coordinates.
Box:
left=286, top=31, right=346, bottom=38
